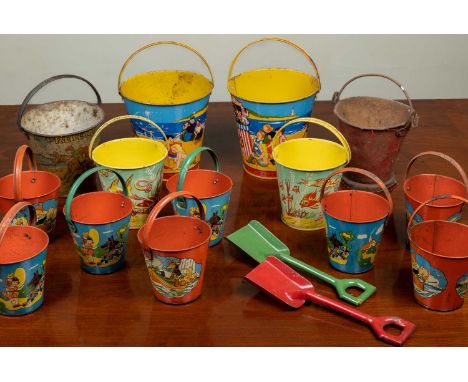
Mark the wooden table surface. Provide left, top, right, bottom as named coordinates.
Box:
left=0, top=100, right=467, bottom=346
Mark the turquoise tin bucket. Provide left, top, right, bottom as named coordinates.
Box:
left=64, top=166, right=133, bottom=274
left=166, top=147, right=233, bottom=246
left=0, top=202, right=48, bottom=315
left=227, top=37, right=321, bottom=179
left=320, top=168, right=393, bottom=273
left=118, top=41, right=214, bottom=180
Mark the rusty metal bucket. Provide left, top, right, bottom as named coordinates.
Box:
left=408, top=195, right=468, bottom=311
left=333, top=73, right=419, bottom=192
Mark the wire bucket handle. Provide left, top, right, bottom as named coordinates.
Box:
left=0, top=201, right=37, bottom=245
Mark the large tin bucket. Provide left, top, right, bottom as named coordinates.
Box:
left=64, top=166, right=132, bottom=274
left=88, top=115, right=168, bottom=229
left=320, top=168, right=393, bottom=273
left=0, top=202, right=48, bottom=316
left=137, top=191, right=211, bottom=304
left=333, top=73, right=419, bottom=191
left=273, top=117, right=351, bottom=231
left=404, top=151, right=467, bottom=224
left=118, top=41, right=214, bottom=180
left=17, top=74, right=105, bottom=196
left=227, top=37, right=321, bottom=179
left=408, top=195, right=468, bottom=311
left=0, top=145, right=61, bottom=240
left=166, top=147, right=233, bottom=246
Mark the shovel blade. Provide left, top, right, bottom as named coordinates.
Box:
left=245, top=256, right=313, bottom=309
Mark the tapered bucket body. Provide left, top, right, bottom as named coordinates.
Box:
left=273, top=118, right=351, bottom=230
left=0, top=145, right=61, bottom=240
left=227, top=38, right=321, bottom=179
left=166, top=147, right=233, bottom=246
left=333, top=74, right=418, bottom=191
left=320, top=168, right=393, bottom=273
left=17, top=75, right=105, bottom=196
left=118, top=41, right=214, bottom=180
left=89, top=115, right=168, bottom=229
left=65, top=167, right=133, bottom=274
left=404, top=152, right=467, bottom=225
left=138, top=191, right=211, bottom=304
left=0, top=202, right=49, bottom=316
left=408, top=195, right=468, bottom=311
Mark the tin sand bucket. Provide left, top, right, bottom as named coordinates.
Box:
left=273, top=117, right=351, bottom=230
left=166, top=147, right=233, bottom=246
left=64, top=166, right=132, bottom=274
left=138, top=191, right=211, bottom=304
left=320, top=168, right=393, bottom=273
left=0, top=145, right=61, bottom=240
left=0, top=202, right=48, bottom=316
left=408, top=195, right=468, bottom=311
left=227, top=37, right=321, bottom=179
left=89, top=115, right=168, bottom=229
left=404, top=151, right=467, bottom=224
left=118, top=41, right=214, bottom=180
left=333, top=73, right=419, bottom=191
left=17, top=74, right=105, bottom=196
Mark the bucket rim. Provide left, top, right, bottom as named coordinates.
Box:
left=0, top=171, right=61, bottom=201
left=120, top=69, right=213, bottom=107
left=137, top=215, right=211, bottom=252
left=409, top=220, right=468, bottom=260
left=91, top=137, right=168, bottom=170
left=321, top=190, right=390, bottom=224
left=21, top=100, right=105, bottom=138
left=0, top=226, right=48, bottom=265
left=273, top=138, right=349, bottom=172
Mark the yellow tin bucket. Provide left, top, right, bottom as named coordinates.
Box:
left=118, top=41, right=214, bottom=180
left=88, top=115, right=168, bottom=229
left=227, top=37, right=321, bottom=179
left=272, top=117, right=351, bottom=230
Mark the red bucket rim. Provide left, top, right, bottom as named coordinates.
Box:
left=166, top=169, right=233, bottom=199
left=0, top=171, right=61, bottom=201
left=0, top=225, right=48, bottom=265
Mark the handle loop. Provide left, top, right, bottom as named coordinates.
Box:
left=64, top=166, right=129, bottom=230
left=17, top=74, right=102, bottom=132
left=118, top=41, right=214, bottom=93
left=227, top=37, right=321, bottom=93
left=0, top=202, right=37, bottom=246
left=88, top=115, right=168, bottom=159
left=141, top=191, right=206, bottom=250
left=13, top=145, right=38, bottom=202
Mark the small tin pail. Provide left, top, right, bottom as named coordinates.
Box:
left=0, top=202, right=49, bottom=316
left=227, top=37, right=321, bottom=179
left=404, top=151, right=467, bottom=224
left=408, top=195, right=468, bottom=311
left=137, top=191, right=211, bottom=304
left=64, top=166, right=132, bottom=274
left=17, top=74, right=105, bottom=196
left=0, top=145, right=61, bottom=240
left=88, top=115, right=168, bottom=229
left=166, top=147, right=233, bottom=246
left=118, top=41, right=214, bottom=180
left=333, top=73, right=419, bottom=191
left=273, top=117, right=351, bottom=231
left=320, top=168, right=393, bottom=273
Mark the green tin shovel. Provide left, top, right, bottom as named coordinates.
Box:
left=226, top=220, right=376, bottom=306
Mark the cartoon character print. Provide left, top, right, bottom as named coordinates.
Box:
left=2, top=273, right=22, bottom=307
left=456, top=273, right=468, bottom=298
left=328, top=231, right=354, bottom=265
left=166, top=135, right=188, bottom=170
left=411, top=250, right=447, bottom=298
left=233, top=100, right=249, bottom=126
left=246, top=124, right=275, bottom=168
left=9, top=200, right=58, bottom=236
left=358, top=235, right=378, bottom=268
left=80, top=230, right=98, bottom=266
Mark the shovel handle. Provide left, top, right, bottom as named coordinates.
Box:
left=13, top=145, right=38, bottom=202
left=369, top=316, right=416, bottom=347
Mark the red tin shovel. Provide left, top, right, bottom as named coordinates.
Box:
left=245, top=256, right=416, bottom=346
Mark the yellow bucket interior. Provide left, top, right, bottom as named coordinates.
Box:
left=120, top=70, right=213, bottom=105
left=273, top=139, right=348, bottom=171
left=228, top=68, right=319, bottom=103
left=92, top=138, right=167, bottom=169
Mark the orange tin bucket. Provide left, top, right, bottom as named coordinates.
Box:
left=408, top=195, right=468, bottom=311
left=0, top=145, right=61, bottom=240
left=404, top=151, right=467, bottom=224
left=138, top=191, right=211, bottom=304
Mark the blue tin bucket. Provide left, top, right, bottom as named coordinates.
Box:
left=0, top=202, right=49, bottom=316
left=64, top=166, right=133, bottom=274
left=227, top=37, right=321, bottom=179
left=320, top=168, right=393, bottom=273
left=166, top=147, right=233, bottom=246
left=118, top=41, right=214, bottom=180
